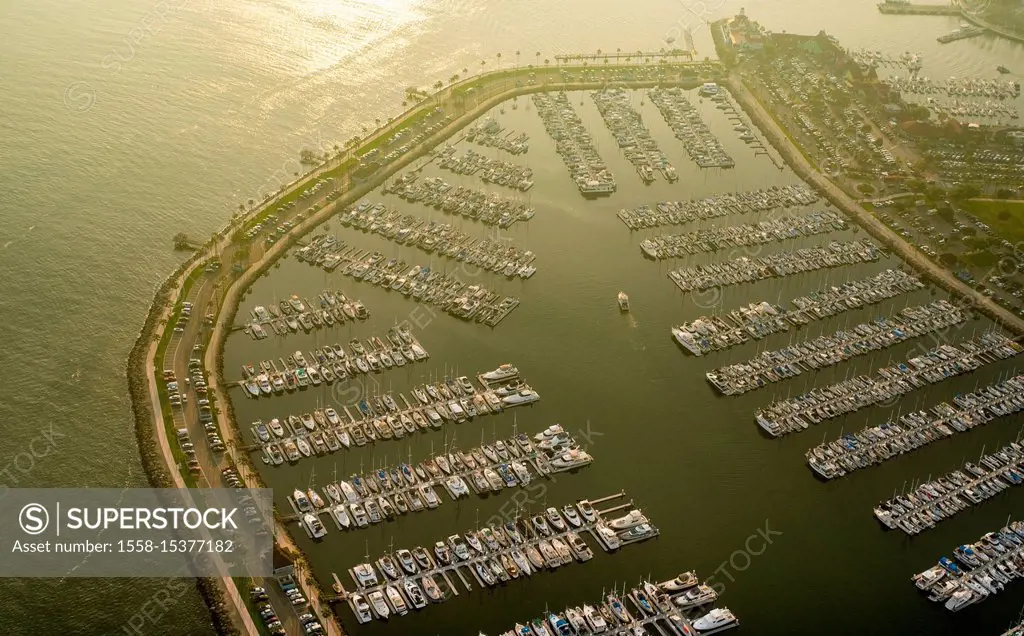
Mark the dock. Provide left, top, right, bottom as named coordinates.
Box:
left=239, top=288, right=370, bottom=341
left=617, top=184, right=818, bottom=231
left=532, top=92, right=616, bottom=197
left=672, top=269, right=924, bottom=356
left=382, top=173, right=537, bottom=230
left=705, top=299, right=966, bottom=396
left=937, top=25, right=987, bottom=43
left=591, top=88, right=677, bottom=184
left=912, top=519, right=1024, bottom=612
left=338, top=492, right=658, bottom=623
left=874, top=440, right=1024, bottom=535
left=807, top=373, right=1024, bottom=481
left=280, top=427, right=594, bottom=526
left=759, top=332, right=1022, bottom=439
left=249, top=369, right=540, bottom=463
left=667, top=239, right=883, bottom=295
left=649, top=87, right=734, bottom=169
left=877, top=2, right=961, bottom=16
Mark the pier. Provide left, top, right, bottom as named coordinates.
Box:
left=338, top=492, right=658, bottom=623
left=649, top=87, right=734, bottom=168
left=705, top=300, right=966, bottom=395
left=668, top=239, right=882, bottom=294
left=877, top=1, right=961, bottom=16
left=757, top=332, right=1023, bottom=438
left=591, top=88, right=677, bottom=184
left=937, top=25, right=987, bottom=43
left=672, top=269, right=924, bottom=356
left=639, top=210, right=847, bottom=260
left=617, top=184, right=818, bottom=230
left=434, top=146, right=534, bottom=191
left=280, top=427, right=594, bottom=526
left=912, top=520, right=1024, bottom=612
left=383, top=173, right=536, bottom=230
left=807, top=374, right=1024, bottom=480
left=874, top=440, right=1024, bottom=535
left=240, top=289, right=369, bottom=341
left=532, top=92, right=616, bottom=197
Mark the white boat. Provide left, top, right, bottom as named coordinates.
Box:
left=308, top=489, right=325, bottom=509
left=367, top=590, right=390, bottom=619
left=330, top=505, right=351, bottom=529
left=482, top=364, right=519, bottom=382
left=675, top=584, right=718, bottom=609
left=353, top=562, right=378, bottom=587
left=402, top=579, right=427, bottom=610
left=608, top=510, right=647, bottom=530
left=293, top=489, right=312, bottom=512
left=660, top=571, right=698, bottom=593
left=351, top=593, right=373, bottom=624
left=617, top=291, right=629, bottom=311
left=913, top=565, right=946, bottom=590
left=596, top=524, right=620, bottom=550
left=583, top=604, right=607, bottom=633
left=693, top=607, right=738, bottom=632
left=502, top=389, right=540, bottom=406
left=303, top=513, right=327, bottom=539
left=551, top=449, right=592, bottom=470
left=945, top=588, right=977, bottom=612
left=534, top=424, right=564, bottom=441
left=384, top=585, right=408, bottom=615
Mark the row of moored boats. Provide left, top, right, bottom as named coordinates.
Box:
left=245, top=290, right=368, bottom=339
left=382, top=172, right=536, bottom=229
left=648, top=87, right=733, bottom=169
left=590, top=88, right=677, bottom=184
left=616, top=184, right=818, bottom=230
left=435, top=145, right=535, bottom=191
left=532, top=92, right=616, bottom=197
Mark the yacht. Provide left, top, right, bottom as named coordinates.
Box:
left=617, top=291, right=630, bottom=311
left=482, top=364, right=519, bottom=382
left=267, top=418, right=285, bottom=438
left=307, top=489, right=325, bottom=509
left=660, top=571, right=699, bottom=593
left=913, top=565, right=946, bottom=590
left=606, top=594, right=632, bottom=623
left=596, top=524, right=620, bottom=550
left=511, top=549, right=533, bottom=576
left=293, top=489, right=312, bottom=512
left=351, top=593, right=373, bottom=624
left=621, top=523, right=656, bottom=541
left=565, top=608, right=587, bottom=634
left=330, top=505, right=351, bottom=529
left=546, top=507, right=567, bottom=532
left=367, top=590, right=390, bottom=620
left=303, top=513, right=327, bottom=539
left=675, top=584, right=718, bottom=609
left=548, top=613, right=573, bottom=636
left=385, top=585, right=408, bottom=616
left=693, top=608, right=738, bottom=632
left=352, top=563, right=379, bottom=588
left=295, top=437, right=312, bottom=457
left=421, top=574, right=443, bottom=603
left=583, top=604, right=608, bottom=633
left=551, top=449, right=592, bottom=470
left=349, top=503, right=369, bottom=527
left=566, top=532, right=593, bottom=561
left=609, top=510, right=648, bottom=530
left=433, top=541, right=453, bottom=565
left=402, top=579, right=427, bottom=610
left=502, top=389, right=540, bottom=406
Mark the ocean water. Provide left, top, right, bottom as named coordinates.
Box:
left=0, top=0, right=1022, bottom=633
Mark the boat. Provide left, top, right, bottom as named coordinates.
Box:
left=384, top=585, right=408, bottom=616
left=502, top=389, right=540, bottom=406
left=621, top=523, right=656, bottom=541
left=998, top=65, right=1010, bottom=74
left=660, top=571, right=699, bottom=593
left=350, top=503, right=369, bottom=527
left=482, top=364, right=519, bottom=382
left=330, top=505, right=351, bottom=529
left=353, top=562, right=379, bottom=587
left=282, top=440, right=300, bottom=462
left=303, top=513, right=327, bottom=539
left=596, top=524, right=620, bottom=550
left=402, top=579, right=427, bottom=610
left=562, top=505, right=582, bottom=528
left=421, top=574, right=443, bottom=603
left=609, top=510, right=648, bottom=530
left=618, top=291, right=630, bottom=311
left=307, top=489, right=325, bottom=509
left=511, top=548, right=533, bottom=575
left=367, top=591, right=390, bottom=620
left=606, top=594, right=632, bottom=623
left=583, top=604, right=607, bottom=633
left=351, top=593, right=373, bottom=624
left=546, top=507, right=567, bottom=532
left=293, top=489, right=312, bottom=512
left=577, top=500, right=597, bottom=523
left=267, top=418, right=285, bottom=438
left=693, top=608, right=738, bottom=632
left=532, top=515, right=552, bottom=536
left=548, top=613, right=573, bottom=636
left=567, top=531, right=593, bottom=561
left=675, top=584, right=718, bottom=609
left=265, top=443, right=284, bottom=465
left=378, top=555, right=400, bottom=580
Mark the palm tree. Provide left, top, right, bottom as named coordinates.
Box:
left=462, top=67, right=468, bottom=74
left=544, top=58, right=549, bottom=66
left=247, top=198, right=254, bottom=209
left=515, top=50, right=520, bottom=68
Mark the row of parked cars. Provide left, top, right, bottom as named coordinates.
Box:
left=250, top=581, right=325, bottom=635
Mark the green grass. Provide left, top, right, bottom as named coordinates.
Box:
left=961, top=199, right=1024, bottom=245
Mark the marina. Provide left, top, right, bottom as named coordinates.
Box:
left=434, top=145, right=534, bottom=191
left=337, top=200, right=537, bottom=275
left=667, top=239, right=883, bottom=294
left=382, top=172, right=536, bottom=228
left=282, top=425, right=594, bottom=530
left=616, top=184, right=819, bottom=230
left=242, top=290, right=369, bottom=340
left=341, top=491, right=659, bottom=623
left=648, top=86, right=734, bottom=169
left=672, top=269, right=925, bottom=356
left=806, top=374, right=1024, bottom=481
left=483, top=572, right=739, bottom=636
left=638, top=209, right=847, bottom=260
left=590, top=88, right=676, bottom=184
left=235, top=326, right=431, bottom=399
left=704, top=299, right=966, bottom=396
left=531, top=91, right=616, bottom=197
left=756, top=332, right=1023, bottom=438
left=912, top=520, right=1024, bottom=612
left=295, top=235, right=522, bottom=326
left=873, top=440, right=1024, bottom=535
left=466, top=118, right=529, bottom=155
left=249, top=365, right=542, bottom=461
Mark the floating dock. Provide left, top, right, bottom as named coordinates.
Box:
left=807, top=373, right=1024, bottom=480
left=617, top=184, right=818, bottom=230
left=874, top=440, right=1024, bottom=535
left=339, top=492, right=658, bottom=623
left=756, top=332, right=1022, bottom=438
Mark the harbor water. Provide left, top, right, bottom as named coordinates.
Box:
left=1, top=0, right=1023, bottom=633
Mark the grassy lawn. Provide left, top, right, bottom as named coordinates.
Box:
left=962, top=199, right=1024, bottom=245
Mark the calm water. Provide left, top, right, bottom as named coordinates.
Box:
left=0, top=0, right=1022, bottom=634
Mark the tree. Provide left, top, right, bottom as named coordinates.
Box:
left=173, top=232, right=191, bottom=250
left=996, top=188, right=1014, bottom=199
left=950, top=184, right=980, bottom=200
left=938, top=252, right=958, bottom=268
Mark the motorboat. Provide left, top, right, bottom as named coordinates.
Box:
left=525, top=544, right=545, bottom=571
left=596, top=524, right=620, bottom=550
left=465, top=530, right=487, bottom=555
left=412, top=546, right=433, bottom=570
left=532, top=515, right=552, bottom=536
left=377, top=554, right=400, bottom=580
left=546, top=507, right=567, bottom=532
left=606, top=594, right=632, bottom=623
left=384, top=585, right=408, bottom=616
left=618, top=291, right=630, bottom=311
left=511, top=549, right=532, bottom=576
left=351, top=593, right=373, bottom=624
left=267, top=418, right=285, bottom=438
left=448, top=535, right=471, bottom=562
left=675, top=584, right=718, bottom=609
left=583, top=604, right=607, bottom=633
left=660, top=570, right=699, bottom=593
left=421, top=574, right=443, bottom=603
left=433, top=541, right=453, bottom=565
left=566, top=532, right=593, bottom=561
left=502, top=389, right=540, bottom=406
left=330, top=505, right=351, bottom=529
left=352, top=562, right=379, bottom=588
left=482, top=364, right=519, bottom=382
left=303, top=513, right=327, bottom=539
left=367, top=590, right=390, bottom=619
left=621, top=523, right=656, bottom=541
left=609, top=510, right=648, bottom=530
left=349, top=503, right=369, bottom=527
left=293, top=489, right=312, bottom=512
left=548, top=613, right=573, bottom=636
left=307, top=489, right=325, bottom=509
left=693, top=608, right=738, bottom=632
left=396, top=549, right=418, bottom=575
left=323, top=483, right=342, bottom=504
left=402, top=579, right=427, bottom=610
